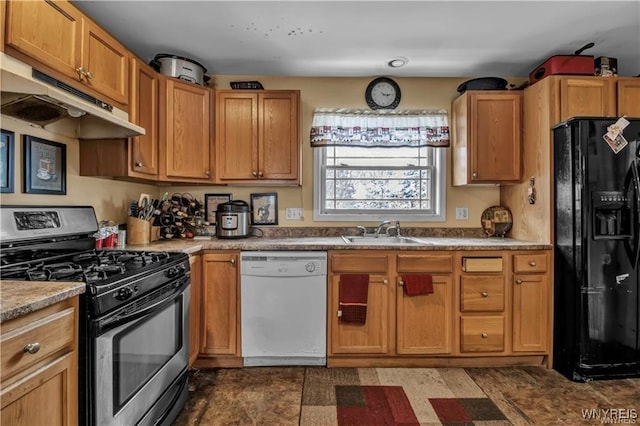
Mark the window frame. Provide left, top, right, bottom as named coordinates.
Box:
left=313, top=146, right=446, bottom=222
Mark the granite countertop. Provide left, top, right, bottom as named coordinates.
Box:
left=1, top=281, right=86, bottom=323
left=126, top=235, right=552, bottom=253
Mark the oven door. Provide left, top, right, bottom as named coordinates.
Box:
left=90, top=275, right=190, bottom=426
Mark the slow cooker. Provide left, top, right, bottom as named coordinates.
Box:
left=149, top=54, right=210, bottom=86
left=216, top=200, right=251, bottom=239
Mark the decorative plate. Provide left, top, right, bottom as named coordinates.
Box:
left=481, top=206, right=513, bottom=237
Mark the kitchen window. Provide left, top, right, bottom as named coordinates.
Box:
left=313, top=145, right=446, bottom=221
left=311, top=109, right=448, bottom=222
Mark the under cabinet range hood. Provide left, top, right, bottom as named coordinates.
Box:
left=0, top=53, right=144, bottom=139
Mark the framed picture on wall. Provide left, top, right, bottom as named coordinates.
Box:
left=1, top=129, right=15, bottom=193
left=250, top=192, right=278, bottom=225
left=23, top=135, right=67, bottom=195
left=204, top=193, right=233, bottom=223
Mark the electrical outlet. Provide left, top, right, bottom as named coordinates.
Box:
left=455, top=207, right=469, bottom=220
left=285, top=208, right=303, bottom=220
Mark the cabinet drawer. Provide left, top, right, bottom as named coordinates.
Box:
left=1, top=307, right=75, bottom=382
left=513, top=254, right=548, bottom=273
left=462, top=257, right=503, bottom=272
left=461, top=276, right=504, bottom=312
left=330, top=254, right=389, bottom=274
left=460, top=316, right=504, bottom=352
left=397, top=254, right=453, bottom=273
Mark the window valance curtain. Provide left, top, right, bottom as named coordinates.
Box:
left=310, top=108, right=449, bottom=148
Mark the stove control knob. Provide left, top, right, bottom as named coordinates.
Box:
left=115, top=287, right=134, bottom=300
left=166, top=264, right=186, bottom=278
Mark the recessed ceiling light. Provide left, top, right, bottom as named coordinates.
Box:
left=387, top=57, right=408, bottom=68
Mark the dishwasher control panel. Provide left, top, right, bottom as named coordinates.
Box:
left=241, top=251, right=327, bottom=277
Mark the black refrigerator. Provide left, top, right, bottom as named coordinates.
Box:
left=553, top=117, right=640, bottom=382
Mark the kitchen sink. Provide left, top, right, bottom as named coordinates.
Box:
left=340, top=235, right=425, bottom=245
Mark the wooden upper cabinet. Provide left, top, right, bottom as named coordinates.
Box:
left=5, top=0, right=130, bottom=108
left=617, top=78, right=640, bottom=117
left=558, top=77, right=615, bottom=121
left=5, top=0, right=82, bottom=78
left=129, top=57, right=158, bottom=178
left=82, top=18, right=129, bottom=105
left=452, top=91, right=522, bottom=185
left=215, top=90, right=300, bottom=184
left=159, top=76, right=213, bottom=182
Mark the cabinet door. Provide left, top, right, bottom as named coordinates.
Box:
left=559, top=77, right=616, bottom=121
left=160, top=77, right=212, bottom=181
left=330, top=274, right=390, bottom=355
left=469, top=92, right=522, bottom=182
left=128, top=57, right=158, bottom=178
left=1, top=352, right=77, bottom=426
left=396, top=275, right=452, bottom=354
left=512, top=274, right=549, bottom=352
left=215, top=91, right=259, bottom=181
left=5, top=0, right=82, bottom=80
left=201, top=252, right=239, bottom=356
left=617, top=78, right=640, bottom=117
left=258, top=92, right=300, bottom=181
left=82, top=18, right=129, bottom=106
left=188, top=254, right=202, bottom=367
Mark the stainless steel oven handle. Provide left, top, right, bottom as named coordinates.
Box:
left=95, top=276, right=189, bottom=335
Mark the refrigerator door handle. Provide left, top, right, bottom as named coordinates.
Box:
left=629, top=160, right=640, bottom=269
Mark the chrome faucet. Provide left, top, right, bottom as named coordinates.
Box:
left=374, top=220, right=391, bottom=237
left=394, top=220, right=401, bottom=237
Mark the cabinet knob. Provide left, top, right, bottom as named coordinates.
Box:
left=398, top=280, right=404, bottom=286
left=85, top=70, right=94, bottom=80
left=258, top=171, right=264, bottom=178
left=516, top=279, right=523, bottom=285
left=529, top=261, right=537, bottom=267
left=75, top=67, right=86, bottom=81
left=205, top=170, right=211, bottom=176
left=481, top=291, right=489, bottom=297
left=472, top=172, right=478, bottom=178
left=24, top=342, right=41, bottom=354
left=230, top=258, right=236, bottom=265
left=252, top=171, right=258, bottom=177
left=383, top=279, right=388, bottom=285
left=481, top=332, right=488, bottom=338
left=135, top=161, right=143, bottom=168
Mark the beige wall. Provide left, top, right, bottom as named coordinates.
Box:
left=172, top=74, right=506, bottom=228
left=1, top=75, right=519, bottom=228
left=0, top=118, right=157, bottom=224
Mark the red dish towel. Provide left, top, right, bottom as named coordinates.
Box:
left=339, top=274, right=369, bottom=325
left=402, top=274, right=434, bottom=296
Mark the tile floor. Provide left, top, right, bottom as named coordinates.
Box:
left=173, top=366, right=640, bottom=425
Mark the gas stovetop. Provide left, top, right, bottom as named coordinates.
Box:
left=0, top=249, right=175, bottom=284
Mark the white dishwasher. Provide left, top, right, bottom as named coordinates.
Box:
left=241, top=251, right=327, bottom=366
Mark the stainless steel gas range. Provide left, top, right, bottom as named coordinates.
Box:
left=0, top=206, right=190, bottom=425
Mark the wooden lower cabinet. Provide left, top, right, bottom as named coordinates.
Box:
left=188, top=254, right=202, bottom=367
left=512, top=252, right=550, bottom=353
left=329, top=252, right=391, bottom=355
left=327, top=249, right=551, bottom=368
left=197, top=251, right=242, bottom=367
left=1, top=297, right=79, bottom=426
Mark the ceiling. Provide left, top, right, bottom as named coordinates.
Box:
left=73, top=1, right=640, bottom=78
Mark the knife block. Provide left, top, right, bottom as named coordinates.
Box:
left=127, top=216, right=151, bottom=245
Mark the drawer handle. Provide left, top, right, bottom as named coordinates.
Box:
left=529, top=261, right=537, bottom=267
left=24, top=342, right=41, bottom=354
left=516, top=279, right=523, bottom=285
left=481, top=291, right=489, bottom=297
left=481, top=332, right=488, bottom=339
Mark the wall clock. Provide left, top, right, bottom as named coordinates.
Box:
left=365, top=77, right=401, bottom=110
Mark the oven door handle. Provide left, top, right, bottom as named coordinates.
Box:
left=94, top=276, right=189, bottom=335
